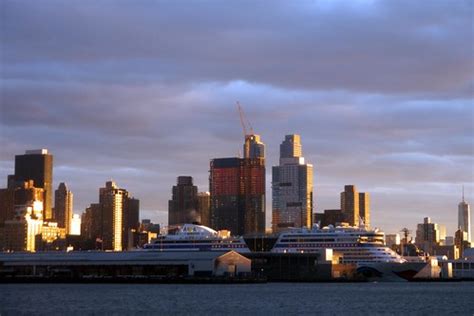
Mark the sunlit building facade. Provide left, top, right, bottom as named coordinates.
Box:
left=4, top=201, right=44, bottom=252
left=70, top=214, right=81, bottom=235
left=0, top=180, right=44, bottom=224
left=415, top=217, right=441, bottom=254
left=341, top=185, right=359, bottom=226
left=272, top=135, right=313, bottom=232
left=40, top=221, right=67, bottom=246
left=243, top=134, right=265, bottom=159
left=99, top=181, right=139, bottom=251
left=14, top=149, right=53, bottom=219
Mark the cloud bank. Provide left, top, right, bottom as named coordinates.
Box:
left=1, top=0, right=473, bottom=235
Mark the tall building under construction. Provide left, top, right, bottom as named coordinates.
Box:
left=210, top=133, right=266, bottom=236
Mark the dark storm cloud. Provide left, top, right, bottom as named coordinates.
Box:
left=1, top=0, right=473, bottom=233
left=2, top=0, right=472, bottom=94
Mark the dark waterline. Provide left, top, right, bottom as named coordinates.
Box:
left=1, top=282, right=473, bottom=315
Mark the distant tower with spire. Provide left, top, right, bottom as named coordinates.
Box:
left=458, top=185, right=471, bottom=243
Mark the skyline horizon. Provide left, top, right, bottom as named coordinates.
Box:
left=1, top=140, right=471, bottom=237
left=1, top=1, right=472, bottom=238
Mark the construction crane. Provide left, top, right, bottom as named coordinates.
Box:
left=236, top=101, right=254, bottom=137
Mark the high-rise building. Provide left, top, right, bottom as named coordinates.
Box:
left=54, top=182, right=73, bottom=234
left=14, top=149, right=53, bottom=219
left=0, top=180, right=44, bottom=224
left=244, top=134, right=265, bottom=159
left=359, top=192, right=370, bottom=228
left=100, top=181, right=126, bottom=251
left=98, top=181, right=139, bottom=251
left=458, top=188, right=471, bottom=243
left=81, top=203, right=102, bottom=242
left=210, top=157, right=265, bottom=236
left=279, top=134, right=302, bottom=159
left=124, top=197, right=140, bottom=250
left=272, top=135, right=313, bottom=232
left=70, top=214, right=81, bottom=235
left=0, top=188, right=14, bottom=224
left=341, top=185, right=359, bottom=226
left=438, top=224, right=447, bottom=245
left=340, top=185, right=369, bottom=227
left=314, top=209, right=344, bottom=227
left=197, top=192, right=211, bottom=227
left=455, top=228, right=471, bottom=258
left=168, top=176, right=199, bottom=227
left=3, top=201, right=44, bottom=252
left=415, top=217, right=441, bottom=254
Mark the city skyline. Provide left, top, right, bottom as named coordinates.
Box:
left=1, top=1, right=472, bottom=236
left=0, top=144, right=471, bottom=237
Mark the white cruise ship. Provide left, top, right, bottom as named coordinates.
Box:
left=271, top=224, right=405, bottom=264
left=142, top=224, right=251, bottom=253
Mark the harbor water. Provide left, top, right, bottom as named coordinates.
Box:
left=1, top=282, right=473, bottom=314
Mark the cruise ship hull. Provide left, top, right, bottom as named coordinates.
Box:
left=356, top=262, right=428, bottom=282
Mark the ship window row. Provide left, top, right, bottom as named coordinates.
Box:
left=150, top=240, right=244, bottom=244
left=281, top=238, right=336, bottom=242
left=454, top=263, right=474, bottom=269
left=145, top=244, right=246, bottom=249
left=278, top=243, right=357, bottom=248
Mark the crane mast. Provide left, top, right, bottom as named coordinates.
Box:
left=236, top=101, right=254, bottom=137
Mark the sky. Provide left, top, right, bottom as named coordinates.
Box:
left=1, top=0, right=473, bottom=236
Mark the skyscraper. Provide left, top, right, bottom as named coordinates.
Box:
left=458, top=187, right=471, bottom=243
left=280, top=134, right=302, bottom=158
left=81, top=203, right=102, bottom=242
left=210, top=156, right=265, bottom=236
left=244, top=134, right=265, bottom=159
left=415, top=217, right=441, bottom=254
left=70, top=214, right=81, bottom=235
left=359, top=192, right=370, bottom=228
left=125, top=198, right=140, bottom=238
left=98, top=181, right=139, bottom=251
left=197, top=192, right=211, bottom=227
left=14, top=149, right=53, bottom=219
left=272, top=135, right=313, bottom=232
left=168, top=176, right=199, bottom=227
left=3, top=200, right=44, bottom=252
left=455, top=228, right=471, bottom=257
left=100, top=181, right=126, bottom=251
left=341, top=185, right=359, bottom=226
left=0, top=180, right=44, bottom=224
left=54, top=182, right=73, bottom=234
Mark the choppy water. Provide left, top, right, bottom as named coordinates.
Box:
left=0, top=282, right=473, bottom=315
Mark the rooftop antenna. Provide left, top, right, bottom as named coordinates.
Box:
left=462, top=185, right=465, bottom=203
